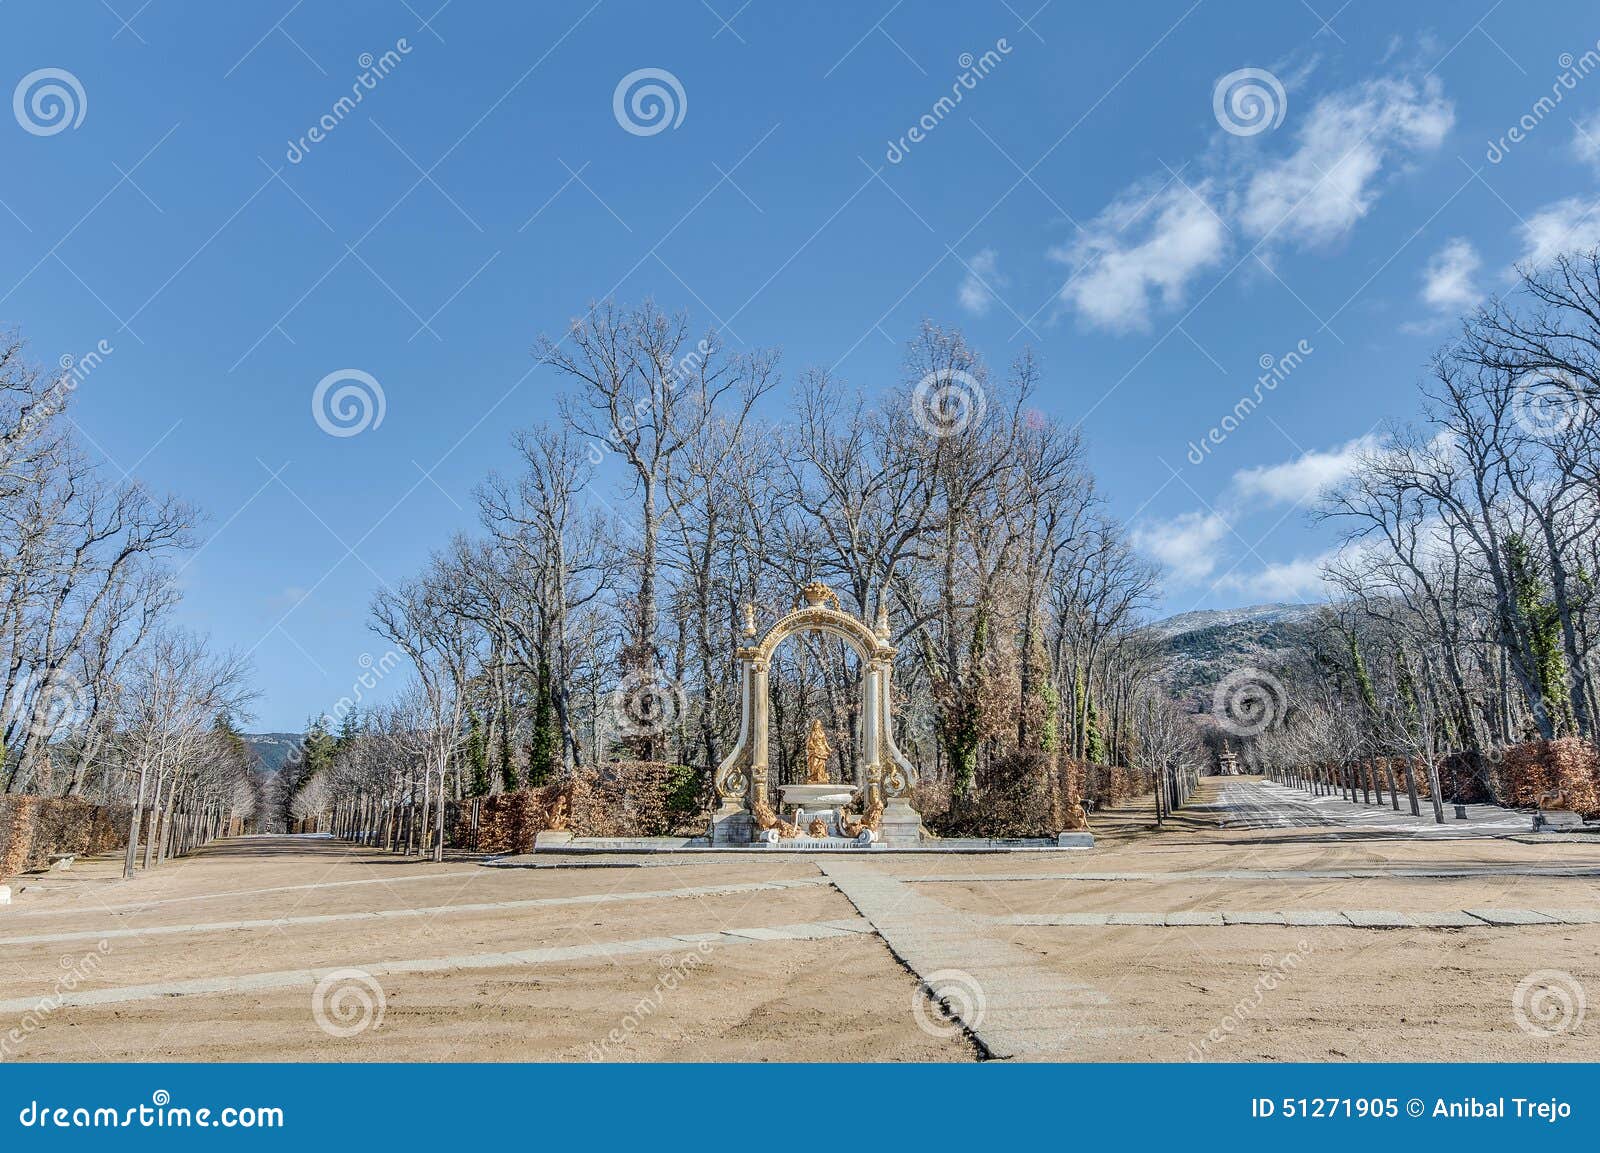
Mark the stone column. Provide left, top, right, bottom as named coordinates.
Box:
left=748, top=659, right=769, bottom=809
left=860, top=661, right=883, bottom=792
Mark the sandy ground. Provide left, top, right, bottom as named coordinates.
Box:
left=2, top=777, right=1597, bottom=1062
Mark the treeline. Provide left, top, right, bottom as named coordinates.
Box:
left=1244, top=255, right=1600, bottom=817
left=0, top=330, right=261, bottom=865
left=305, top=304, right=1193, bottom=830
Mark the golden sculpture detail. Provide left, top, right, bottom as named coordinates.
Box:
left=742, top=602, right=758, bottom=638
left=752, top=795, right=802, bottom=838
left=546, top=790, right=570, bottom=832
left=838, top=789, right=884, bottom=837
left=795, top=580, right=842, bottom=612
left=807, top=817, right=828, bottom=838
left=805, top=719, right=832, bottom=784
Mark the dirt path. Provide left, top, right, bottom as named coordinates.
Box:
left=3, top=800, right=1597, bottom=1062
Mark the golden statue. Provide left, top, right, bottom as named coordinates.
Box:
left=805, top=719, right=832, bottom=784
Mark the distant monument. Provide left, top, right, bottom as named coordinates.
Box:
left=1217, top=740, right=1240, bottom=776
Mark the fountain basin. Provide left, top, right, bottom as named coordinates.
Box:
left=778, top=782, right=859, bottom=808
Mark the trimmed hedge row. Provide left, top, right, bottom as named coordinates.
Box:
left=0, top=797, right=130, bottom=881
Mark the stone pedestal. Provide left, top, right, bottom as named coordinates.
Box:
left=1056, top=831, right=1095, bottom=848
left=533, top=830, right=574, bottom=851
left=879, top=800, right=921, bottom=848
left=1535, top=810, right=1584, bottom=831
left=710, top=803, right=753, bottom=847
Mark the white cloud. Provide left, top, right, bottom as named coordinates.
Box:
left=1238, top=77, right=1452, bottom=247
left=1053, top=181, right=1228, bottom=331
left=1420, top=237, right=1480, bottom=313
left=1574, top=111, right=1600, bottom=170
left=1516, top=197, right=1600, bottom=269
left=958, top=248, right=1004, bottom=316
left=1132, top=509, right=1231, bottom=583
left=1232, top=434, right=1381, bottom=507
left=1051, top=72, right=1451, bottom=332
left=1216, top=550, right=1337, bottom=600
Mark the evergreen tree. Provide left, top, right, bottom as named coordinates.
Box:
left=466, top=707, right=490, bottom=797
left=1508, top=534, right=1573, bottom=733
left=497, top=709, right=518, bottom=792
left=526, top=659, right=558, bottom=786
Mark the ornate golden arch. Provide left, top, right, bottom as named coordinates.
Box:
left=710, top=581, right=920, bottom=847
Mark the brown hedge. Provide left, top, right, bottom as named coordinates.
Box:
left=0, top=797, right=130, bottom=880
left=467, top=761, right=710, bottom=852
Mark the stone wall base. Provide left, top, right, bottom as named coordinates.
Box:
left=710, top=804, right=754, bottom=847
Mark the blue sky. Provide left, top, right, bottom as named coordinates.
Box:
left=5, top=0, right=1599, bottom=728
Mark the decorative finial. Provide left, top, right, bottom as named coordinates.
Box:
left=874, top=599, right=890, bottom=641
left=742, top=602, right=757, bottom=638
left=797, top=580, right=841, bottom=611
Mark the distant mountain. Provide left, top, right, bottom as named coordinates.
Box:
left=1147, top=602, right=1325, bottom=700
left=240, top=732, right=304, bottom=777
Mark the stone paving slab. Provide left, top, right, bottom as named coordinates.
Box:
left=1343, top=910, right=1414, bottom=928
left=1280, top=910, right=1351, bottom=926
left=915, top=864, right=1600, bottom=883
left=820, top=860, right=1125, bottom=1060
left=0, top=917, right=875, bottom=1016
left=0, top=877, right=838, bottom=949
left=1106, top=912, right=1167, bottom=926
left=1222, top=911, right=1288, bottom=925
left=1465, top=908, right=1558, bottom=926
left=1537, top=909, right=1600, bottom=924
left=1163, top=911, right=1225, bottom=926
left=1001, top=912, right=1113, bottom=926
left=987, top=909, right=1600, bottom=929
